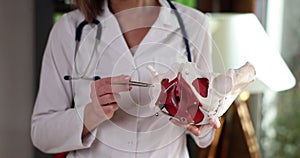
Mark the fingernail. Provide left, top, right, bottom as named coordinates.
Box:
left=124, top=75, right=131, bottom=81
left=113, top=105, right=119, bottom=110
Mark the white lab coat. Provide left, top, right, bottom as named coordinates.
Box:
left=31, top=0, right=215, bottom=157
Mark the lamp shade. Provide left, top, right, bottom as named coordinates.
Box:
left=208, top=13, right=296, bottom=92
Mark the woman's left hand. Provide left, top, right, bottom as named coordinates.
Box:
left=188, top=117, right=221, bottom=136
left=171, top=117, right=221, bottom=136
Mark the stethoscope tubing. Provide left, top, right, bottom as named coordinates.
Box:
left=166, top=0, right=192, bottom=62
left=65, top=0, right=191, bottom=81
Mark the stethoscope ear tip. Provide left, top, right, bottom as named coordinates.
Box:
left=64, top=75, right=72, bottom=80
left=94, top=76, right=101, bottom=80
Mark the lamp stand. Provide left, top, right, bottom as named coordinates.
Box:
left=234, top=99, right=260, bottom=158
left=196, top=94, right=261, bottom=158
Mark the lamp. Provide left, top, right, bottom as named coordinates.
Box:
left=208, top=13, right=296, bottom=92
left=202, top=13, right=296, bottom=158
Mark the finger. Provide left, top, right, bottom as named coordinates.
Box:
left=102, top=103, right=119, bottom=112
left=95, top=75, right=131, bottom=85
left=98, top=93, right=121, bottom=105
left=91, top=82, right=129, bottom=97
left=93, top=75, right=131, bottom=95
left=101, top=103, right=119, bottom=119
left=208, top=117, right=221, bottom=129
left=90, top=83, right=98, bottom=100
left=170, top=118, right=198, bottom=136
left=198, top=124, right=214, bottom=135
left=103, top=84, right=131, bottom=94
left=187, top=125, right=200, bottom=136
left=111, top=75, right=131, bottom=84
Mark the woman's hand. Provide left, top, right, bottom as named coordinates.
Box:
left=83, top=75, right=131, bottom=136
left=171, top=117, right=221, bottom=136
left=187, top=117, right=221, bottom=136
left=90, top=75, right=131, bottom=119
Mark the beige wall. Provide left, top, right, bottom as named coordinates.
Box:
left=0, top=0, right=34, bottom=157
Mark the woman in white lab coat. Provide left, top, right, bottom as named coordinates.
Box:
left=31, top=0, right=220, bottom=157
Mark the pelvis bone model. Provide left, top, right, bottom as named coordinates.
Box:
left=149, top=62, right=256, bottom=127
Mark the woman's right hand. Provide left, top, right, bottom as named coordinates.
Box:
left=91, top=75, right=131, bottom=119
left=83, top=75, right=131, bottom=136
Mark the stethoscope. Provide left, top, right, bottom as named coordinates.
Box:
left=64, top=0, right=192, bottom=81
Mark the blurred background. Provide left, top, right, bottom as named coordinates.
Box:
left=0, top=0, right=299, bottom=157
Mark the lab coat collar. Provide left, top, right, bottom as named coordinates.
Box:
left=98, top=0, right=113, bottom=21
left=157, top=0, right=180, bottom=28
left=98, top=0, right=180, bottom=29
